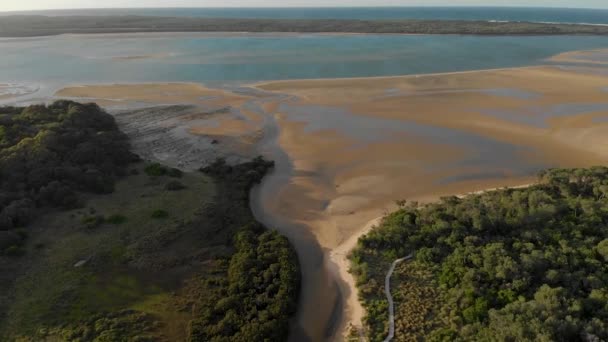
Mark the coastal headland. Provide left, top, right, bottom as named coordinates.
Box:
left=54, top=52, right=608, bottom=340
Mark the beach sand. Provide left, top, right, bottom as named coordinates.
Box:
left=53, top=61, right=608, bottom=341
left=549, top=48, right=608, bottom=65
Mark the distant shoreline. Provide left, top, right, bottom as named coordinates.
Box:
left=3, top=16, right=608, bottom=37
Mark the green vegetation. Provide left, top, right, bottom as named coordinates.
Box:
left=2, top=16, right=608, bottom=37
left=105, top=214, right=127, bottom=225
left=190, top=224, right=300, bottom=341
left=150, top=209, right=169, bottom=219
left=351, top=167, right=608, bottom=341
left=0, top=102, right=300, bottom=341
left=0, top=101, right=137, bottom=233
left=144, top=162, right=182, bottom=178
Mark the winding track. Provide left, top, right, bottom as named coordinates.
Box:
left=383, top=253, right=414, bottom=342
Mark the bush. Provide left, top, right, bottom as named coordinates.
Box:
left=106, top=214, right=127, bottom=225
left=168, top=168, right=183, bottom=178
left=144, top=163, right=167, bottom=177
left=4, top=245, right=24, bottom=256
left=82, top=215, right=105, bottom=228
left=151, top=210, right=169, bottom=219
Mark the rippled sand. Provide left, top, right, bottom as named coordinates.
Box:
left=53, top=62, right=608, bottom=341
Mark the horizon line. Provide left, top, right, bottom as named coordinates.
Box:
left=3, top=5, right=608, bottom=13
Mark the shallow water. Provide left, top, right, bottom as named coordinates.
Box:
left=2, top=34, right=608, bottom=86
left=478, top=103, right=608, bottom=128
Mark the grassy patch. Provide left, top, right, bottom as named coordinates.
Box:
left=151, top=209, right=169, bottom=219
left=106, top=214, right=127, bottom=225
left=1, top=166, right=215, bottom=338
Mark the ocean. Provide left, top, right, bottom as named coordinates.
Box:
left=2, top=7, right=608, bottom=25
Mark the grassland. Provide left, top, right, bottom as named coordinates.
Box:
left=1, top=162, right=214, bottom=339
left=2, top=16, right=608, bottom=37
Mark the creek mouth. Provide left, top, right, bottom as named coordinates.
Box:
left=240, top=87, right=344, bottom=341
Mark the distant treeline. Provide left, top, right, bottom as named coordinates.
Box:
left=2, top=16, right=608, bottom=37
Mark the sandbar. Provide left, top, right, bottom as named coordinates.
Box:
left=549, top=48, right=608, bottom=65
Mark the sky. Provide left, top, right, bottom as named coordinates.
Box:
left=1, top=0, right=608, bottom=12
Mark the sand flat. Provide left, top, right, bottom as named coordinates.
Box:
left=549, top=48, right=608, bottom=65
left=54, top=59, right=608, bottom=340
left=56, top=82, right=249, bottom=108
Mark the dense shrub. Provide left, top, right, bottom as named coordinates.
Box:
left=106, top=214, right=127, bottom=225
left=190, top=223, right=300, bottom=342
left=151, top=210, right=169, bottom=219
left=0, top=101, right=137, bottom=232
left=144, top=163, right=183, bottom=178
left=351, top=167, right=608, bottom=341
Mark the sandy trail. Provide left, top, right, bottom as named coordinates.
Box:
left=49, top=56, right=608, bottom=341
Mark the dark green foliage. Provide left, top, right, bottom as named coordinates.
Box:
left=144, top=163, right=182, bottom=178
left=106, top=214, right=127, bottom=225
left=189, top=157, right=299, bottom=342
left=0, top=230, right=27, bottom=256
left=189, top=224, right=300, bottom=342
left=0, top=101, right=137, bottom=232
left=143, top=163, right=166, bottom=177
left=41, top=310, right=160, bottom=341
left=164, top=180, right=186, bottom=191
left=201, top=156, right=274, bottom=200
left=150, top=209, right=169, bottom=219
left=351, top=167, right=608, bottom=341
left=3, top=245, right=24, bottom=257
left=168, top=168, right=183, bottom=178
left=81, top=215, right=105, bottom=229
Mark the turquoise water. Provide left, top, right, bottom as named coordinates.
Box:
left=1, top=34, right=608, bottom=85
left=3, top=7, right=608, bottom=25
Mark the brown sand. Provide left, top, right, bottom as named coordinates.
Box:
left=548, top=49, right=608, bottom=65
left=54, top=60, right=608, bottom=341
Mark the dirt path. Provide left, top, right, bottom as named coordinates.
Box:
left=383, top=254, right=413, bottom=342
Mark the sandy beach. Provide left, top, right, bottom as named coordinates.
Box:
left=49, top=54, right=608, bottom=340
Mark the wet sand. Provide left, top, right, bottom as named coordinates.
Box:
left=51, top=61, right=608, bottom=341
left=549, top=48, right=608, bottom=65
left=0, top=83, right=39, bottom=101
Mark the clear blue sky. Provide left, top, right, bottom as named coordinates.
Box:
left=2, top=1, right=608, bottom=12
